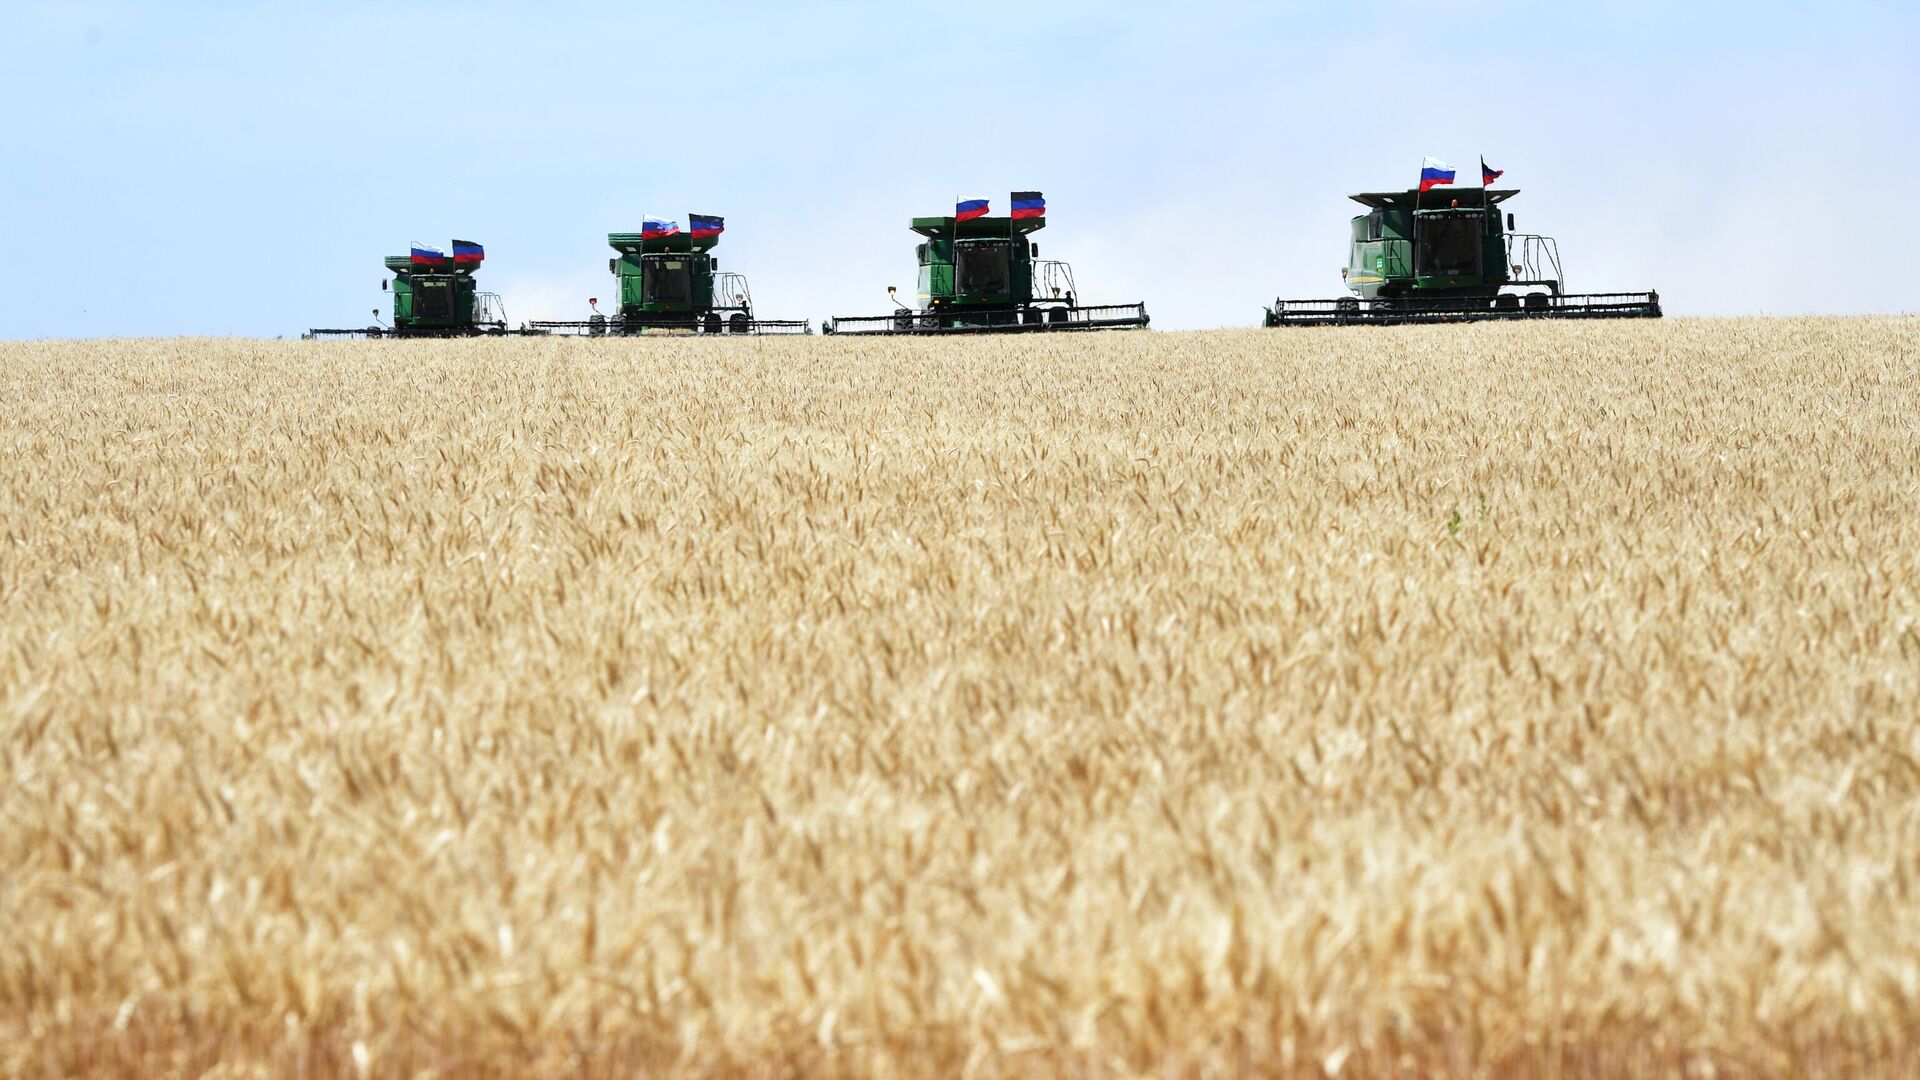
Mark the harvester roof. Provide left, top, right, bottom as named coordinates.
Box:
left=608, top=232, right=718, bottom=255
left=910, top=216, right=1045, bottom=239
left=384, top=255, right=474, bottom=275
left=1349, top=189, right=1519, bottom=209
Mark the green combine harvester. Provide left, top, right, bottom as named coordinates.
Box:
left=1265, top=187, right=1660, bottom=326
left=308, top=241, right=510, bottom=338
left=528, top=215, right=807, bottom=335
left=825, top=192, right=1148, bottom=334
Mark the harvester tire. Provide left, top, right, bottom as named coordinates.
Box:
left=729, top=313, right=750, bottom=334
left=1022, top=308, right=1042, bottom=326
left=703, top=313, right=723, bottom=335
left=1048, top=307, right=1069, bottom=325
left=1524, top=293, right=1552, bottom=312
left=1495, top=294, right=1520, bottom=312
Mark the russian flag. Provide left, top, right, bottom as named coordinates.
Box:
left=1481, top=158, right=1504, bottom=186
left=956, top=198, right=990, bottom=222
left=451, top=239, right=484, bottom=265
left=1419, top=157, right=1457, bottom=193
left=689, top=213, right=724, bottom=239
left=642, top=218, right=680, bottom=239
left=1010, top=191, right=1046, bottom=220
left=410, top=244, right=448, bottom=268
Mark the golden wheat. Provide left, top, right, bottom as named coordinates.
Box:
left=2, top=318, right=1918, bottom=1077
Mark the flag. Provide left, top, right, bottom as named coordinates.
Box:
left=451, top=239, right=484, bottom=265
left=410, top=244, right=448, bottom=268
left=955, top=198, right=990, bottom=222
left=1010, top=191, right=1046, bottom=220
left=642, top=218, right=680, bottom=239
left=689, top=214, right=725, bottom=239
left=1481, top=158, right=1504, bottom=186
left=1419, top=157, right=1456, bottom=192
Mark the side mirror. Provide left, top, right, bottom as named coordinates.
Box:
left=1507, top=213, right=1515, bottom=232
left=608, top=258, right=617, bottom=274
left=915, top=243, right=928, bottom=263
left=1031, top=243, right=1039, bottom=258
left=711, top=258, right=718, bottom=271
left=381, top=279, right=387, bottom=291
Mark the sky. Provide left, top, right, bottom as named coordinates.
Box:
left=3, top=0, right=1916, bottom=337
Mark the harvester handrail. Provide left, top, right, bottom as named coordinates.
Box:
left=475, top=291, right=510, bottom=329
left=1505, top=234, right=1563, bottom=292
left=713, top=271, right=754, bottom=314
left=1032, top=259, right=1078, bottom=302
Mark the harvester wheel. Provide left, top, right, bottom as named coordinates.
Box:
left=1048, top=307, right=1069, bottom=325
left=729, top=313, right=750, bottom=335
left=1524, top=293, right=1552, bottom=312
left=1022, top=308, right=1042, bottom=327
left=1335, top=297, right=1359, bottom=316
left=894, top=312, right=914, bottom=332
left=703, top=313, right=723, bottom=334
left=1495, top=294, right=1520, bottom=312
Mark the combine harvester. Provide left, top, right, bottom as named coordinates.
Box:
left=308, top=241, right=511, bottom=338
left=825, top=192, right=1148, bottom=334
left=528, top=215, right=808, bottom=335
left=1265, top=159, right=1661, bottom=326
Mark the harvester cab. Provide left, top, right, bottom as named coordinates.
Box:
left=1264, top=187, right=1661, bottom=326
left=307, top=241, right=509, bottom=338
left=824, top=192, right=1148, bottom=334
left=527, top=216, right=809, bottom=335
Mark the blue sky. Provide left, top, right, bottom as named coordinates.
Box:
left=3, top=0, right=1915, bottom=336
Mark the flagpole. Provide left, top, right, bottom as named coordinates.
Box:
left=1413, top=160, right=1435, bottom=287
left=1008, top=191, right=1018, bottom=312
left=1481, top=157, right=1494, bottom=289
left=1480, top=157, right=1507, bottom=288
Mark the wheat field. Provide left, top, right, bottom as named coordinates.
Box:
left=2, top=318, right=1917, bottom=1077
